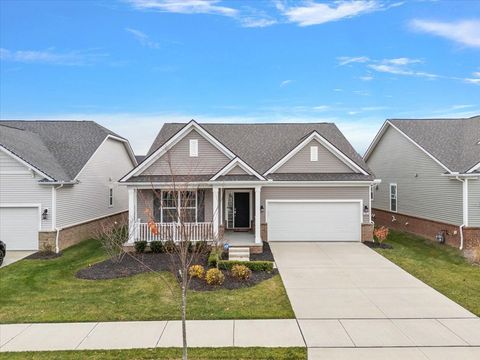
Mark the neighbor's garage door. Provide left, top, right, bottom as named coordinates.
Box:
left=0, top=207, right=39, bottom=250
left=267, top=201, right=361, bottom=242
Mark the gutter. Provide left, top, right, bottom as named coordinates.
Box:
left=39, top=180, right=79, bottom=185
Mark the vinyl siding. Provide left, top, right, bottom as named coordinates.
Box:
left=141, top=129, right=230, bottom=176
left=468, top=179, right=480, bottom=227
left=275, top=139, right=354, bottom=173
left=260, top=186, right=370, bottom=223
left=226, top=165, right=249, bottom=175
left=56, top=138, right=134, bottom=228
left=367, top=126, right=463, bottom=225
left=0, top=151, right=53, bottom=230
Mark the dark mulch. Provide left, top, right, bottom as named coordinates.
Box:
left=188, top=269, right=278, bottom=291
left=251, top=242, right=275, bottom=261
left=363, top=241, right=393, bottom=249
left=26, top=251, right=63, bottom=260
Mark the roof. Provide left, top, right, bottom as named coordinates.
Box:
left=0, top=120, right=127, bottom=182
left=147, top=122, right=372, bottom=175
left=135, top=155, right=146, bottom=164
left=387, top=116, right=479, bottom=173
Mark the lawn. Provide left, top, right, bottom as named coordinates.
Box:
left=0, top=348, right=307, bottom=360
left=0, top=240, right=294, bottom=323
left=375, top=230, right=480, bottom=316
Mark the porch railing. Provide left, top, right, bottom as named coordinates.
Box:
left=136, top=222, right=214, bottom=242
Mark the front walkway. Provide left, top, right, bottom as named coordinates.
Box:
left=270, top=242, right=480, bottom=359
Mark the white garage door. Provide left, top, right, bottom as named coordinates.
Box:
left=267, top=201, right=361, bottom=242
left=0, top=207, right=39, bottom=250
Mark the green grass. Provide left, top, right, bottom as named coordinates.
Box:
left=0, top=240, right=294, bottom=323
left=0, top=347, right=307, bottom=360
left=375, top=230, right=480, bottom=316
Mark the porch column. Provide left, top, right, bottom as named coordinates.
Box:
left=212, top=186, right=219, bottom=239
left=255, top=186, right=262, bottom=244
left=128, top=188, right=137, bottom=243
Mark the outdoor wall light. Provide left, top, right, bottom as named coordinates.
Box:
left=364, top=205, right=369, bottom=212
left=260, top=205, right=264, bottom=212
left=42, top=208, right=48, bottom=220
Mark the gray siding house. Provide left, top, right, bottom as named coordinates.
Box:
left=0, top=121, right=137, bottom=251
left=364, top=117, right=480, bottom=251
left=120, top=120, right=378, bottom=253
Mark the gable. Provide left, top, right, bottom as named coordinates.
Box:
left=0, top=149, right=30, bottom=174
left=225, top=165, right=249, bottom=175
left=274, top=139, right=354, bottom=174
left=140, top=129, right=231, bottom=176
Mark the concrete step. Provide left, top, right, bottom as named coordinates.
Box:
left=229, top=247, right=250, bottom=261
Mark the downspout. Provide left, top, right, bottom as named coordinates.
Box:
left=53, top=184, right=64, bottom=253
left=454, top=176, right=468, bottom=250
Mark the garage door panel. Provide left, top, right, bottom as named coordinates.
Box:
left=267, top=201, right=361, bottom=242
left=0, top=207, right=39, bottom=250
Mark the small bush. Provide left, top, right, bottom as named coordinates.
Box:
left=208, top=249, right=221, bottom=267
left=218, top=260, right=273, bottom=272
left=163, top=240, right=176, bottom=253
left=205, top=268, right=225, bottom=285
left=134, top=240, right=147, bottom=253
left=231, top=264, right=252, bottom=280
left=188, top=264, right=205, bottom=279
left=374, top=226, right=389, bottom=243
left=149, top=241, right=163, bottom=253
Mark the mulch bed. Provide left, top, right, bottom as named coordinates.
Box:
left=220, top=241, right=275, bottom=261
left=363, top=241, right=393, bottom=249
left=26, top=251, right=63, bottom=260
left=188, top=269, right=278, bottom=291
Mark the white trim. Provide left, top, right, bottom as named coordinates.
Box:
left=224, top=189, right=253, bottom=229
left=463, top=178, right=469, bottom=226
left=369, top=185, right=373, bottom=223
left=75, top=135, right=137, bottom=181
left=51, top=187, right=57, bottom=229
left=122, top=181, right=376, bottom=189
left=0, top=203, right=42, bottom=231
left=389, top=183, right=398, bottom=213
left=128, top=188, right=136, bottom=243
left=189, top=139, right=198, bottom=157
left=0, top=145, right=54, bottom=180
left=210, top=157, right=266, bottom=181
left=264, top=131, right=369, bottom=176
left=120, top=120, right=236, bottom=182
left=255, top=186, right=261, bottom=244
left=467, top=161, right=480, bottom=173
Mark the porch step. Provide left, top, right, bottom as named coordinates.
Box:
left=228, top=247, right=250, bottom=261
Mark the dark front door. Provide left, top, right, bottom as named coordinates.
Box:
left=234, top=192, right=250, bottom=228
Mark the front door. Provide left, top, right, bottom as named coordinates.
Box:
left=234, top=192, right=250, bottom=228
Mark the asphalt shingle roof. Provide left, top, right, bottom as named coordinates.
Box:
left=0, top=120, right=123, bottom=181
left=389, top=116, right=480, bottom=173
left=147, top=122, right=372, bottom=175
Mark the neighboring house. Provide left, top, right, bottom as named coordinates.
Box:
left=120, top=120, right=377, bottom=253
left=364, top=116, right=480, bottom=251
left=0, top=121, right=137, bottom=252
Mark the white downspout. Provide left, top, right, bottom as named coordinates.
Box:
left=53, top=184, right=64, bottom=253
left=455, top=176, right=468, bottom=250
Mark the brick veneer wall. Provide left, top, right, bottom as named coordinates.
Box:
left=361, top=223, right=374, bottom=241
left=261, top=223, right=268, bottom=242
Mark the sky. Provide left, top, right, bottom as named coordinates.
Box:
left=1, top=0, right=479, bottom=155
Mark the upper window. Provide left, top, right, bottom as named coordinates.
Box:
left=189, top=139, right=198, bottom=157
left=108, top=187, right=114, bottom=207
left=310, top=146, right=318, bottom=161
left=390, top=184, right=397, bottom=212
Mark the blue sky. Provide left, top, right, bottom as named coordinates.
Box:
left=1, top=0, right=479, bottom=155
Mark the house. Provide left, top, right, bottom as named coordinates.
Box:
left=0, top=120, right=137, bottom=252
left=364, top=116, right=480, bottom=251
left=120, top=120, right=378, bottom=253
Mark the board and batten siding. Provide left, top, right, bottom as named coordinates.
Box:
left=367, top=126, right=463, bottom=225
left=468, top=179, right=480, bottom=227
left=56, top=138, right=135, bottom=228
left=260, top=186, right=370, bottom=223
left=0, top=150, right=53, bottom=230
left=275, top=139, right=354, bottom=173
left=141, top=129, right=230, bottom=176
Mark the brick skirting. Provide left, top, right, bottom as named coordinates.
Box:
left=361, top=223, right=374, bottom=242
left=372, top=208, right=479, bottom=251
left=261, top=223, right=268, bottom=242
left=39, top=212, right=128, bottom=252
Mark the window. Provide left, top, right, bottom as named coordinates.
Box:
left=390, top=184, right=397, bottom=212
left=160, top=190, right=198, bottom=223
left=310, top=146, right=318, bottom=161
left=189, top=139, right=198, bottom=157
left=108, top=187, right=114, bottom=207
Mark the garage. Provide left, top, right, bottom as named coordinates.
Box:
left=266, top=200, right=362, bottom=242
left=0, top=206, right=40, bottom=250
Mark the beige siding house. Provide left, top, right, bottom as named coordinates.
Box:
left=0, top=121, right=136, bottom=251
left=120, top=120, right=378, bottom=253
left=364, top=117, right=480, bottom=252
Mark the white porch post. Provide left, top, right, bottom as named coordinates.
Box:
left=128, top=188, right=137, bottom=243
left=255, top=186, right=262, bottom=244
left=212, top=186, right=219, bottom=238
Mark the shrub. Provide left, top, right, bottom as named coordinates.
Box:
left=188, top=264, right=205, bottom=279
left=218, top=260, right=273, bottom=272
left=134, top=240, right=147, bottom=253
left=205, top=268, right=225, bottom=285
left=208, top=249, right=221, bottom=267
left=231, top=264, right=252, bottom=280
left=163, top=240, right=176, bottom=253
left=149, top=241, right=163, bottom=253
left=374, top=226, right=389, bottom=243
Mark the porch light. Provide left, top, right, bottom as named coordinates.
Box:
left=364, top=205, right=369, bottom=212
left=42, top=208, right=48, bottom=220
left=260, top=205, right=264, bottom=212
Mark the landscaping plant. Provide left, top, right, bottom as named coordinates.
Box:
left=231, top=264, right=252, bottom=280
left=149, top=241, right=163, bottom=253
left=205, top=268, right=225, bottom=285
left=134, top=240, right=147, bottom=253
left=373, top=226, right=389, bottom=243
left=188, top=265, right=205, bottom=279
left=96, top=217, right=129, bottom=263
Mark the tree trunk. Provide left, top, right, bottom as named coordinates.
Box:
left=181, top=278, right=188, bottom=360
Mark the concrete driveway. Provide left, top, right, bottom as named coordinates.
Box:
left=0, top=250, right=35, bottom=268
left=270, top=242, right=480, bottom=359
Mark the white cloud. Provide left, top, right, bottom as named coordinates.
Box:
left=368, top=63, right=438, bottom=78
left=125, top=28, right=159, bottom=49
left=337, top=56, right=370, bottom=66
left=127, top=0, right=238, bottom=17
left=280, top=0, right=397, bottom=26
left=359, top=75, right=373, bottom=81
left=280, top=79, right=293, bottom=87
left=0, top=48, right=107, bottom=66
left=241, top=17, right=277, bottom=28
left=312, top=105, right=330, bottom=111
left=464, top=71, right=480, bottom=85
left=410, top=19, right=480, bottom=48
left=384, top=57, right=422, bottom=66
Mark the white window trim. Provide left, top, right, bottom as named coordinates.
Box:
left=389, top=183, right=397, bottom=212
left=160, top=190, right=198, bottom=223
left=189, top=139, right=198, bottom=157
left=310, top=146, right=318, bottom=162
left=108, top=186, right=114, bottom=208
